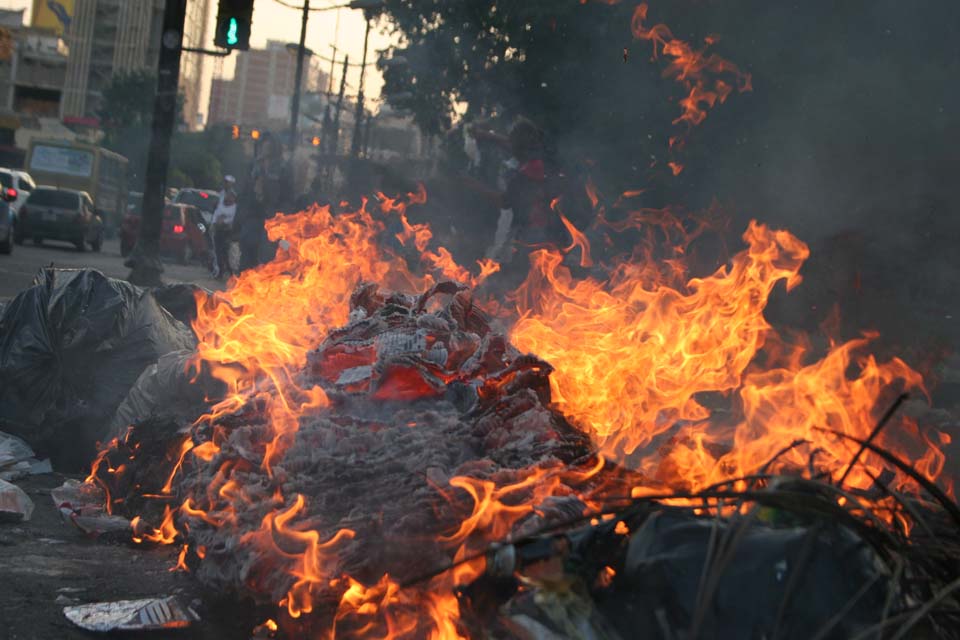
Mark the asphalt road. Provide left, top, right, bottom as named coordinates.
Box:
left=0, top=237, right=223, bottom=302
left=0, top=474, right=251, bottom=639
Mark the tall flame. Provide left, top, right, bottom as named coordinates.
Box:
left=511, top=208, right=950, bottom=501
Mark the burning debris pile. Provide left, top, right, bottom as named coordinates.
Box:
left=4, top=9, right=958, bottom=635
left=66, top=192, right=956, bottom=639
left=169, top=280, right=597, bottom=607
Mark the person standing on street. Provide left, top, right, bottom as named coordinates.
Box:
left=211, top=175, right=238, bottom=279
left=239, top=132, right=291, bottom=271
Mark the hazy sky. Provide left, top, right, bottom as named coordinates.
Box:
left=0, top=0, right=393, bottom=119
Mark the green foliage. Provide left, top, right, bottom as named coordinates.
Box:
left=98, top=71, right=164, bottom=187
left=98, top=73, right=249, bottom=191
left=168, top=132, right=221, bottom=188
left=375, top=1, right=680, bottom=184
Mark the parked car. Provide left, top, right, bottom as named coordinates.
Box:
left=120, top=201, right=209, bottom=264
left=0, top=167, right=37, bottom=222
left=173, top=188, right=219, bottom=224
left=17, top=187, right=103, bottom=251
left=0, top=187, right=15, bottom=254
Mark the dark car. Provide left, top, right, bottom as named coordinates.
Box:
left=120, top=201, right=209, bottom=264
left=17, top=187, right=103, bottom=251
left=173, top=188, right=219, bottom=223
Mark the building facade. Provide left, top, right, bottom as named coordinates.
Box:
left=180, top=0, right=211, bottom=130
left=59, top=0, right=211, bottom=128
left=208, top=41, right=325, bottom=132
left=60, top=0, right=165, bottom=119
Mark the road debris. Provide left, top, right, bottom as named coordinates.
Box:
left=63, top=596, right=199, bottom=632
left=0, top=478, right=33, bottom=521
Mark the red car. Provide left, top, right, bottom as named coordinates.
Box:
left=120, top=202, right=210, bottom=264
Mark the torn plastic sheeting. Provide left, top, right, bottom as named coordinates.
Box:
left=0, top=430, right=35, bottom=468
left=0, top=269, right=195, bottom=469
left=108, top=349, right=216, bottom=441
left=63, top=596, right=199, bottom=632
left=0, top=430, right=52, bottom=481
left=0, top=478, right=34, bottom=521
left=51, top=478, right=131, bottom=536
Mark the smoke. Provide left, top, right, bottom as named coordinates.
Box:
left=388, top=0, right=959, bottom=375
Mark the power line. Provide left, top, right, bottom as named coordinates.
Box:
left=271, top=0, right=353, bottom=12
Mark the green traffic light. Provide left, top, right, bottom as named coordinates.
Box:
left=227, top=17, right=239, bottom=46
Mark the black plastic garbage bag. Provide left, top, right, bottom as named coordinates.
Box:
left=600, top=510, right=889, bottom=640
left=152, top=283, right=210, bottom=331
left=108, top=349, right=222, bottom=440
left=482, top=503, right=893, bottom=640
left=0, top=269, right=195, bottom=469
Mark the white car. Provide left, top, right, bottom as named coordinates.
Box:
left=0, top=168, right=37, bottom=222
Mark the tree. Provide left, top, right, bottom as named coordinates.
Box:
left=374, top=1, right=751, bottom=192
left=99, top=71, right=167, bottom=189
left=377, top=3, right=674, bottom=175
left=99, top=74, right=250, bottom=191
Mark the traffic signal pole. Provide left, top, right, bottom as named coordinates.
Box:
left=126, top=0, right=188, bottom=287
left=289, top=0, right=309, bottom=149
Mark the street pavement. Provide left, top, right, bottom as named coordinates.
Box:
left=0, top=237, right=224, bottom=301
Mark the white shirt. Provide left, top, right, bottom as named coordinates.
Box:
left=213, top=189, right=237, bottom=225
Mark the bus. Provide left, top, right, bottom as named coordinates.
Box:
left=25, top=140, right=129, bottom=233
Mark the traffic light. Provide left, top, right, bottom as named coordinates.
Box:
left=250, top=129, right=261, bottom=140
left=214, top=0, right=254, bottom=51
left=231, top=124, right=240, bottom=139
left=311, top=136, right=321, bottom=147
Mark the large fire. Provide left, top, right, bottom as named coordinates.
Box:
left=105, top=189, right=950, bottom=637
left=83, top=5, right=956, bottom=639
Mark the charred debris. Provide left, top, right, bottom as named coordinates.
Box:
left=0, top=267, right=947, bottom=639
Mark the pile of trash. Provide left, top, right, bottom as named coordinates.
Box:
left=93, top=281, right=596, bottom=612
left=0, top=269, right=195, bottom=469
left=84, top=280, right=960, bottom=639
left=3, top=269, right=958, bottom=638
left=460, top=480, right=960, bottom=640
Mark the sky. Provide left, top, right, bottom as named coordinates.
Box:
left=0, top=0, right=394, bottom=121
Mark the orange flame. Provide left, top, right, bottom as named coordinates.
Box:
left=133, top=505, right=178, bottom=545
left=511, top=207, right=950, bottom=506
left=632, top=3, right=752, bottom=129
left=513, top=221, right=808, bottom=456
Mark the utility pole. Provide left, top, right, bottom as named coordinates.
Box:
left=350, top=17, right=371, bottom=158
left=289, top=0, right=309, bottom=149
left=326, top=45, right=338, bottom=95
left=126, top=0, right=187, bottom=286
left=330, top=54, right=349, bottom=157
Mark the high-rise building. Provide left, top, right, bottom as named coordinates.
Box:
left=60, top=0, right=165, bottom=120
left=180, top=0, right=212, bottom=130
left=0, top=12, right=69, bottom=118
left=59, top=0, right=211, bottom=127
left=207, top=41, right=325, bottom=131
